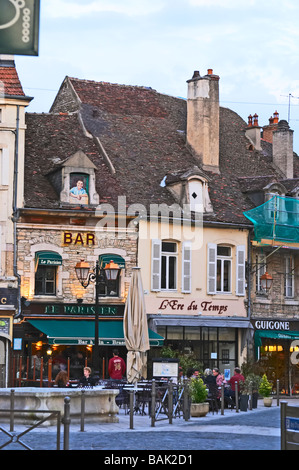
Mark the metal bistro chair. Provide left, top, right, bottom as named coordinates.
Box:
left=136, top=382, right=152, bottom=415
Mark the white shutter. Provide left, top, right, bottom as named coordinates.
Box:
left=151, top=239, right=161, bottom=291
left=182, top=241, right=192, bottom=293
left=1, top=148, right=9, bottom=186
left=207, top=243, right=217, bottom=294
left=0, top=227, right=2, bottom=276
left=236, top=245, right=246, bottom=296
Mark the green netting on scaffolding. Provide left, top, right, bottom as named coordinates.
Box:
left=243, top=195, right=299, bottom=243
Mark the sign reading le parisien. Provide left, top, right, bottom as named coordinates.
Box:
left=0, top=0, right=40, bottom=55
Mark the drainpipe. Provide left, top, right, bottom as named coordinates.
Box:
left=246, top=227, right=254, bottom=362
left=13, top=105, right=21, bottom=318
left=247, top=228, right=253, bottom=321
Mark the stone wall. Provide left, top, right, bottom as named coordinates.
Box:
left=251, top=249, right=299, bottom=319
left=17, top=224, right=138, bottom=303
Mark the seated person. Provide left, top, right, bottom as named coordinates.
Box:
left=78, top=367, right=95, bottom=387
left=224, top=367, right=245, bottom=406
left=54, top=370, right=69, bottom=388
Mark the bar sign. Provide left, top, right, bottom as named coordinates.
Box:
left=0, top=0, right=40, bottom=56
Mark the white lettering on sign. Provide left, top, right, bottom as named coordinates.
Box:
left=255, top=320, right=290, bottom=330
left=22, top=7, right=31, bottom=43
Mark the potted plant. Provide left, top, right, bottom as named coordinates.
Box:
left=189, top=377, right=209, bottom=417
left=239, top=380, right=249, bottom=412
left=244, top=374, right=262, bottom=409
left=259, top=374, right=273, bottom=407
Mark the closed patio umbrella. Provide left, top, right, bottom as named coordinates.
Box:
left=123, top=267, right=150, bottom=384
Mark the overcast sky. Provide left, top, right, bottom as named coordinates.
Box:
left=15, top=0, right=299, bottom=153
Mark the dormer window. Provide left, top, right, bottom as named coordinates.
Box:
left=264, top=183, right=287, bottom=224
left=188, top=180, right=203, bottom=212
left=187, top=176, right=213, bottom=213
left=69, top=173, right=89, bottom=205
left=47, top=150, right=99, bottom=206
left=164, top=168, right=213, bottom=213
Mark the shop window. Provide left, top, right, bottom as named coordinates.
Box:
left=284, top=255, right=294, bottom=298
left=221, top=349, right=230, bottom=364
left=98, top=275, right=120, bottom=297
left=35, top=266, right=57, bottom=295
left=98, top=254, right=124, bottom=297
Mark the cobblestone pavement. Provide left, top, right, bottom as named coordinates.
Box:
left=1, top=399, right=298, bottom=453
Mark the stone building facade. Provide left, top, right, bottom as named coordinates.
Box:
left=5, top=59, right=299, bottom=390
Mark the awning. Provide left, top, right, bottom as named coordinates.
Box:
left=150, top=316, right=253, bottom=329
left=99, top=254, right=125, bottom=269
left=255, top=329, right=299, bottom=347
left=28, top=319, right=164, bottom=347
left=35, top=251, right=62, bottom=269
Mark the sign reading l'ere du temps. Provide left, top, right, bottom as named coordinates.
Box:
left=145, top=297, right=246, bottom=317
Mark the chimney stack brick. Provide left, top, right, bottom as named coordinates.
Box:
left=245, top=113, right=261, bottom=150
left=186, top=69, right=220, bottom=172
left=272, top=120, right=294, bottom=179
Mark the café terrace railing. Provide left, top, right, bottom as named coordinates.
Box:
left=9, top=355, right=96, bottom=387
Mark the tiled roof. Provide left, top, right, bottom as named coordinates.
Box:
left=24, top=113, right=123, bottom=209
left=0, top=66, right=25, bottom=97
left=24, top=76, right=299, bottom=225
left=69, top=77, right=168, bottom=118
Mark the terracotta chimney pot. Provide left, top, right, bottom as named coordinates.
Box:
left=273, top=110, right=279, bottom=124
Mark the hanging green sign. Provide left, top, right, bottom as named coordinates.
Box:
left=0, top=0, right=40, bottom=56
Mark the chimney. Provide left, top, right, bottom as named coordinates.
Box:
left=186, top=69, right=220, bottom=172
left=262, top=111, right=279, bottom=143
left=272, top=120, right=294, bottom=179
left=245, top=113, right=261, bottom=150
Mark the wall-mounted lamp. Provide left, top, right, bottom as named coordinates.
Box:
left=260, top=271, right=273, bottom=292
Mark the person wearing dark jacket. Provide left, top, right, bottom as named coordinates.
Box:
left=78, top=367, right=95, bottom=387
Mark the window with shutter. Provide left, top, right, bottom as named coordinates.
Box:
left=216, top=245, right=232, bottom=293
left=161, top=241, right=177, bottom=290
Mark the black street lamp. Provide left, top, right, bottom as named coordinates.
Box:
left=75, top=259, right=120, bottom=376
